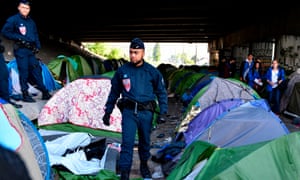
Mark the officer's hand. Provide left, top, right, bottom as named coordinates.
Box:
left=157, top=114, right=167, bottom=124
left=0, top=44, right=4, bottom=53
left=33, top=48, right=39, bottom=54
left=102, top=113, right=111, bottom=126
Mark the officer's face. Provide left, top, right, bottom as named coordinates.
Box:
left=129, top=48, right=144, bottom=66
left=18, top=3, right=30, bottom=17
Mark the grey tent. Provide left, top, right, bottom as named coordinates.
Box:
left=281, top=71, right=300, bottom=115
left=196, top=77, right=260, bottom=111
left=178, top=77, right=260, bottom=133
left=286, top=82, right=300, bottom=116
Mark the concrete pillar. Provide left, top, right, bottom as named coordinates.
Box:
left=276, top=35, right=300, bottom=70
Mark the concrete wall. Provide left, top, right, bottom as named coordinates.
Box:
left=276, top=35, right=300, bottom=70
left=1, top=35, right=104, bottom=65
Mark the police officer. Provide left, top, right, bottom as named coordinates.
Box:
left=1, top=0, right=51, bottom=102
left=102, top=38, right=168, bottom=180
left=0, top=38, right=22, bottom=108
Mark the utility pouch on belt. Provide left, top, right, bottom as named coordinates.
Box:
left=149, top=100, right=158, bottom=112
left=15, top=40, right=36, bottom=51
left=116, top=98, right=125, bottom=112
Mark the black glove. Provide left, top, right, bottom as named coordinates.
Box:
left=102, top=113, right=111, bottom=126
left=32, top=47, right=39, bottom=54
left=0, top=44, right=5, bottom=53
left=157, top=114, right=167, bottom=124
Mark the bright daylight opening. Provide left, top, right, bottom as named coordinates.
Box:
left=82, top=42, right=210, bottom=67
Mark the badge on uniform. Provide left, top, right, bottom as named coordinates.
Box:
left=122, top=74, right=131, bottom=92
left=19, top=24, right=26, bottom=35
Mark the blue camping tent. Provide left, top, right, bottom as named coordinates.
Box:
left=192, top=99, right=289, bottom=147
left=183, top=98, right=246, bottom=145
left=7, top=59, right=61, bottom=96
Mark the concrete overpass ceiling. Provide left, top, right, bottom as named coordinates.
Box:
left=0, top=0, right=294, bottom=43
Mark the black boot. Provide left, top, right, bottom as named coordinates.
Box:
left=120, top=170, right=130, bottom=180
left=22, top=91, right=35, bottom=103
left=140, top=161, right=151, bottom=179
left=42, top=91, right=52, bottom=100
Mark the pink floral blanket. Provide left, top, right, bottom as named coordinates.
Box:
left=38, top=78, right=122, bottom=133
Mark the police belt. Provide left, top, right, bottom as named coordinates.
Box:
left=119, top=98, right=157, bottom=114
left=15, top=41, right=36, bottom=51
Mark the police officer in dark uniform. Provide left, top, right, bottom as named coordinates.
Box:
left=1, top=0, right=51, bottom=102
left=102, top=37, right=168, bottom=180
left=0, top=38, right=22, bottom=108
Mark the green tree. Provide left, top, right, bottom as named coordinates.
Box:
left=85, top=42, right=106, bottom=56
left=173, top=52, right=194, bottom=65
left=180, top=52, right=190, bottom=64
left=191, top=55, right=197, bottom=63
left=107, top=48, right=122, bottom=59
left=152, top=43, right=161, bottom=62
left=84, top=43, right=123, bottom=59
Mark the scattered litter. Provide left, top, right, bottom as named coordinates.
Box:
left=156, top=133, right=165, bottom=138
left=152, top=165, right=164, bottom=179
left=164, top=137, right=172, bottom=143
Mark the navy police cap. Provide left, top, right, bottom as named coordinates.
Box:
left=130, top=37, right=145, bottom=49
left=19, top=0, right=31, bottom=5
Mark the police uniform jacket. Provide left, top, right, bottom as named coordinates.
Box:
left=105, top=61, right=168, bottom=115
left=1, top=13, right=41, bottom=50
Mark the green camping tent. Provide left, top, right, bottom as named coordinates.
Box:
left=166, top=141, right=217, bottom=180
left=196, top=131, right=300, bottom=180
left=168, top=69, right=194, bottom=93
left=175, top=72, right=205, bottom=97
left=47, top=55, right=93, bottom=83
left=168, top=131, right=300, bottom=180
left=70, top=55, right=93, bottom=77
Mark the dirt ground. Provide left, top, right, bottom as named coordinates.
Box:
left=280, top=113, right=300, bottom=132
